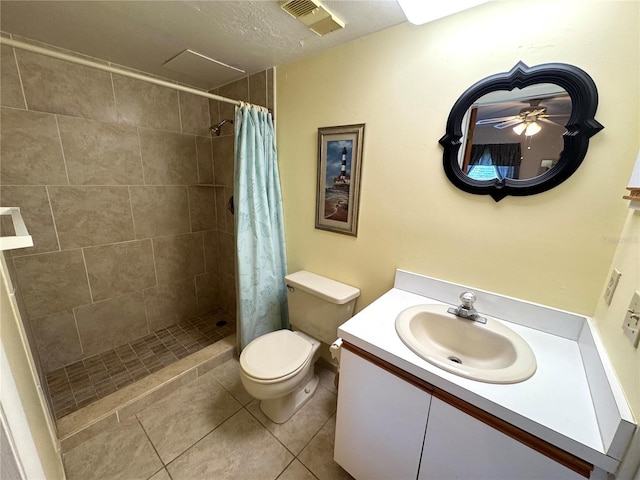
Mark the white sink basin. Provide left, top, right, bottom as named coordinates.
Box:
left=395, top=304, right=536, bottom=384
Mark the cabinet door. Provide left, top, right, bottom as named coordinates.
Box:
left=419, top=397, right=585, bottom=480
left=334, top=349, right=431, bottom=480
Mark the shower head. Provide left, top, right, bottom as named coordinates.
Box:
left=210, top=119, right=234, bottom=136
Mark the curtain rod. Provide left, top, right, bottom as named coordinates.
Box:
left=0, top=37, right=255, bottom=108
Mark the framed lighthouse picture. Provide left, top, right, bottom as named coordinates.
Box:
left=316, top=123, right=365, bottom=236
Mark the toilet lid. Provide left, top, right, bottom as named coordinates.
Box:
left=240, top=330, right=312, bottom=380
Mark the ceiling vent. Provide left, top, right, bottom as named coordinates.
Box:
left=280, top=0, right=345, bottom=36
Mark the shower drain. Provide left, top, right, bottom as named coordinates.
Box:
left=447, top=356, right=462, bottom=364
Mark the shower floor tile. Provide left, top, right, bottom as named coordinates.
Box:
left=46, top=308, right=235, bottom=420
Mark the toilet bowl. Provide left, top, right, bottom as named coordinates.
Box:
left=238, top=270, right=360, bottom=424
left=240, top=329, right=321, bottom=424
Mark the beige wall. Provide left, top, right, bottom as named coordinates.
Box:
left=276, top=1, right=639, bottom=316
left=276, top=0, right=640, bottom=427
left=594, top=209, right=640, bottom=418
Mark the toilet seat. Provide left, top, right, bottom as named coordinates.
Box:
left=240, top=330, right=313, bottom=382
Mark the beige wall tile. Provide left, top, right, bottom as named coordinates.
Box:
left=212, top=135, right=234, bottom=187
left=196, top=136, right=214, bottom=184
left=208, top=94, right=220, bottom=129
left=188, top=186, right=216, bottom=232
left=30, top=310, right=83, bottom=372
left=74, top=292, right=148, bottom=357
left=57, top=116, right=143, bottom=185
left=179, top=91, right=210, bottom=136
left=129, top=186, right=190, bottom=239
left=217, top=232, right=235, bottom=278
left=113, top=75, right=180, bottom=132
left=0, top=45, right=25, bottom=109
left=218, top=78, right=248, bottom=127
left=196, top=272, right=220, bottom=314
left=214, top=188, right=227, bottom=232
left=0, top=107, right=67, bottom=185
left=249, top=71, right=267, bottom=108
left=48, top=186, right=135, bottom=249
left=138, top=129, right=198, bottom=185
left=16, top=50, right=116, bottom=122
left=152, top=233, right=204, bottom=285
left=0, top=186, right=59, bottom=255
left=144, top=277, right=197, bottom=331
left=215, top=187, right=234, bottom=234
left=14, top=249, right=91, bottom=319
left=219, top=273, right=236, bottom=315
left=203, top=230, right=218, bottom=273
left=83, top=239, right=156, bottom=301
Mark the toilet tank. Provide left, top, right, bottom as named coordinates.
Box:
left=285, top=271, right=360, bottom=345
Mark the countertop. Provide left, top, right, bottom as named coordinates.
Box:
left=337, top=271, right=635, bottom=473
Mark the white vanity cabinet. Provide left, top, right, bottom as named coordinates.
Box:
left=335, top=344, right=593, bottom=480
left=334, top=348, right=431, bottom=480
left=419, top=397, right=584, bottom=480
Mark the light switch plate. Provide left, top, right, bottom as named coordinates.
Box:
left=622, top=291, right=640, bottom=348
left=604, top=268, right=622, bottom=305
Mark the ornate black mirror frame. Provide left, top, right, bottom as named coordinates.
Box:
left=439, top=61, right=604, bottom=201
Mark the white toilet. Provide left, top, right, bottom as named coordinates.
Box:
left=239, top=270, right=360, bottom=424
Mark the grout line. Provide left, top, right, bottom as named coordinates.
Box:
left=126, top=186, right=139, bottom=240
left=53, top=115, right=71, bottom=185
left=10, top=39, right=29, bottom=110
left=80, top=248, right=96, bottom=303
left=72, top=309, right=85, bottom=356
left=194, top=136, right=201, bottom=184
left=136, top=416, right=165, bottom=466
left=44, top=186, right=63, bottom=252
left=135, top=127, right=146, bottom=185
left=177, top=90, right=184, bottom=134
left=186, top=186, right=193, bottom=233
left=109, top=71, right=118, bottom=121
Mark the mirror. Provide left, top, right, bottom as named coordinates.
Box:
left=440, top=62, right=603, bottom=201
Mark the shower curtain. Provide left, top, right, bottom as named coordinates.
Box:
left=234, top=103, right=289, bottom=351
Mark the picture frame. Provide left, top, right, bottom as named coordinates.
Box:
left=316, top=124, right=365, bottom=236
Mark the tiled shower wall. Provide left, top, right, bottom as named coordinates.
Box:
left=0, top=34, right=273, bottom=374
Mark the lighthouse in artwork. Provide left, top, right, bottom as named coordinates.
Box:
left=333, top=147, right=350, bottom=190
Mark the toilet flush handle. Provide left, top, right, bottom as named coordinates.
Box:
left=286, top=284, right=295, bottom=292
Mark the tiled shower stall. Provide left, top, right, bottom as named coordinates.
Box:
left=0, top=34, right=274, bottom=419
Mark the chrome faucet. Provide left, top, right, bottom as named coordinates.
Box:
left=447, top=291, right=487, bottom=324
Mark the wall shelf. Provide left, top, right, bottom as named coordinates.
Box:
left=0, top=207, right=33, bottom=251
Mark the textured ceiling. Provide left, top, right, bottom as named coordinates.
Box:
left=0, top=1, right=407, bottom=89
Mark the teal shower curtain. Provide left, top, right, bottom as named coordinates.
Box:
left=234, top=103, right=289, bottom=351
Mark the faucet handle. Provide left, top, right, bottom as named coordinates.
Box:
left=459, top=291, right=476, bottom=308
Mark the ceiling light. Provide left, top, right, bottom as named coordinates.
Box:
left=512, top=123, right=526, bottom=135
left=397, top=0, right=491, bottom=25
left=524, top=122, right=541, bottom=136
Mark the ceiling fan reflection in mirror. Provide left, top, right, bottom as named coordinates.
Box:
left=475, top=99, right=567, bottom=136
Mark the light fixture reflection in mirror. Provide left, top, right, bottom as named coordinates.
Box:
left=459, top=83, right=571, bottom=181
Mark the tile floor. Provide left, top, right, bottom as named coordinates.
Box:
left=46, top=309, right=235, bottom=419
left=62, top=358, right=353, bottom=480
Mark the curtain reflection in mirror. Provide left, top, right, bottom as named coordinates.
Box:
left=467, top=143, right=521, bottom=180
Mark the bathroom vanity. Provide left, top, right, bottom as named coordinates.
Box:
left=334, top=270, right=636, bottom=480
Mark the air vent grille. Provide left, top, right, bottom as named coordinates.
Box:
left=280, top=0, right=320, bottom=19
